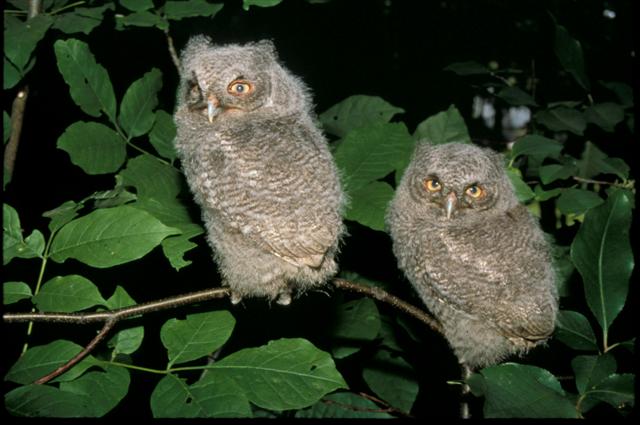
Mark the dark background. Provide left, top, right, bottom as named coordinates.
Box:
left=3, top=0, right=635, bottom=418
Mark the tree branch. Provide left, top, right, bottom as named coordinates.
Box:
left=164, top=27, right=181, bottom=72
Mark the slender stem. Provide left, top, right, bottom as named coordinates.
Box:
left=99, top=360, right=169, bottom=375
left=164, top=27, right=181, bottom=72
left=50, top=0, right=85, bottom=15
left=572, top=176, right=634, bottom=189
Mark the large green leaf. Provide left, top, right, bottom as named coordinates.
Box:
left=3, top=203, right=45, bottom=265
left=553, top=21, right=590, bottom=91
left=412, top=104, right=471, bottom=144
left=211, top=338, right=347, bottom=411
left=3, top=14, right=53, bottom=82
left=539, top=163, right=578, bottom=184
left=556, top=188, right=603, bottom=216
left=329, top=298, right=381, bottom=359
left=510, top=134, right=563, bottom=161
left=506, top=168, right=535, bottom=203
left=478, top=363, right=578, bottom=418
left=149, top=110, right=178, bottom=161
left=362, top=349, right=418, bottom=413
left=5, top=340, right=99, bottom=385
left=54, top=39, right=116, bottom=121
left=150, top=373, right=251, bottom=418
left=58, top=366, right=130, bottom=417
left=319, top=95, right=405, bottom=137
left=160, top=223, right=204, bottom=270
left=535, top=107, right=586, bottom=135
left=585, top=373, right=634, bottom=410
left=119, top=68, right=162, bottom=138
left=49, top=205, right=181, bottom=268
left=572, top=354, right=617, bottom=395
left=51, top=4, right=114, bottom=35
left=295, top=391, right=394, bottom=418
left=584, top=102, right=625, bottom=132
left=120, top=154, right=182, bottom=200
left=32, top=275, right=107, bottom=313
left=333, top=122, right=414, bottom=192
left=161, top=310, right=236, bottom=367
left=3, top=281, right=32, bottom=305
left=57, top=121, right=126, bottom=174
left=344, top=181, right=394, bottom=232
left=570, top=190, right=633, bottom=336
left=106, top=286, right=145, bottom=356
left=164, top=0, right=224, bottom=20
left=554, top=310, right=598, bottom=351
left=577, top=141, right=629, bottom=180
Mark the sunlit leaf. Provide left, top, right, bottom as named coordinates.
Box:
left=50, top=205, right=181, bottom=268
left=570, top=190, right=633, bottom=335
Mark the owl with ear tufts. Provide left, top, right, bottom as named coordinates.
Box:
left=386, top=141, right=558, bottom=369
left=174, top=37, right=346, bottom=305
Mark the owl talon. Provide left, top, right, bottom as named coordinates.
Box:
left=276, top=292, right=292, bottom=306
left=230, top=292, right=243, bottom=305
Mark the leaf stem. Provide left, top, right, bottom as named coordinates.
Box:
left=99, top=360, right=169, bottom=375
left=49, top=0, right=85, bottom=15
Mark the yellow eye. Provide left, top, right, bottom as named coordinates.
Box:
left=465, top=184, right=484, bottom=198
left=227, top=81, right=253, bottom=96
left=424, top=178, right=442, bottom=192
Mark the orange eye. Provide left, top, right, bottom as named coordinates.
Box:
left=227, top=81, right=253, bottom=96
left=465, top=184, right=484, bottom=198
left=424, top=178, right=442, bottom=192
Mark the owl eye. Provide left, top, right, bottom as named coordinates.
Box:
left=227, top=80, right=253, bottom=96
left=465, top=184, right=485, bottom=199
left=424, top=178, right=442, bottom=192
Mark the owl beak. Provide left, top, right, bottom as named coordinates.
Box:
left=445, top=192, right=457, bottom=219
left=207, top=96, right=220, bottom=123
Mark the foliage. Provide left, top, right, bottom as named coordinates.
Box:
left=3, top=0, right=634, bottom=419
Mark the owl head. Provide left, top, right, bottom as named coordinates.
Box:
left=400, top=142, right=519, bottom=224
left=177, top=36, right=311, bottom=124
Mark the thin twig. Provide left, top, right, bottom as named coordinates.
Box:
left=34, top=318, right=117, bottom=385
left=332, top=279, right=443, bottom=334
left=357, top=391, right=413, bottom=418
left=4, top=87, right=29, bottom=184
left=572, top=176, right=633, bottom=189
left=164, top=27, right=181, bottom=72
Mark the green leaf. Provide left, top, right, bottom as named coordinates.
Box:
left=161, top=223, right=204, bottom=270
left=586, top=373, right=634, bottom=410
left=57, top=121, right=126, bottom=174
left=295, top=391, right=394, bottom=418
left=506, top=168, right=535, bottom=202
left=4, top=56, right=22, bottom=90
left=600, top=81, right=633, bottom=109
left=5, top=384, right=88, bottom=417
left=479, top=363, right=578, bottom=418
left=553, top=21, right=590, bottom=91
left=556, top=188, right=603, bottom=216
left=50, top=205, right=181, bottom=268
left=535, top=107, right=586, bottom=135
left=243, top=0, right=283, bottom=11
left=42, top=200, right=82, bottom=234
left=211, top=338, right=347, bottom=411
left=58, top=366, right=130, bottom=417
left=120, top=154, right=182, bottom=200
left=345, top=181, right=394, bottom=232
left=165, top=0, right=224, bottom=20
left=106, top=286, right=144, bottom=355
left=443, top=61, right=490, bottom=76
left=118, top=10, right=168, bottom=30
left=119, top=68, right=162, bottom=138
left=496, top=86, right=537, bottom=106
left=577, top=142, right=629, bottom=180
left=3, top=204, right=45, bottom=265
left=319, top=95, right=405, bottom=137
left=511, top=134, right=563, bottom=161
left=413, top=104, right=471, bottom=144
left=161, top=310, right=236, bottom=367
left=329, top=298, right=381, bottom=359
left=570, top=190, right=633, bottom=335
left=539, top=163, right=578, bottom=184
left=534, top=184, right=562, bottom=202
left=3, top=14, right=53, bottom=72
left=554, top=310, right=598, bottom=351
left=584, top=103, right=625, bottom=132
left=334, top=122, right=414, bottom=192
left=54, top=39, right=116, bottom=121
left=51, top=4, right=113, bottom=35
left=121, top=0, right=154, bottom=11
left=572, top=354, right=617, bottom=395
left=33, top=275, right=107, bottom=313
left=3, top=281, right=32, bottom=305
left=363, top=349, right=418, bottom=413
left=149, top=110, right=178, bottom=161
left=5, top=340, right=99, bottom=385
left=150, top=373, right=252, bottom=418
left=551, top=243, right=575, bottom=298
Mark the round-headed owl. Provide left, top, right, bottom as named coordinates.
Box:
left=386, top=141, right=558, bottom=369
left=174, top=37, right=346, bottom=305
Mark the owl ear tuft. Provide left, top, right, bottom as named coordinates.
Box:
left=180, top=35, right=213, bottom=68
left=254, top=39, right=278, bottom=60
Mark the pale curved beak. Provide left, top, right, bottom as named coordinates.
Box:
left=445, top=192, right=457, bottom=219
left=207, top=95, right=220, bottom=123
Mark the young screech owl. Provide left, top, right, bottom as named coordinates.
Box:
left=174, top=37, right=346, bottom=305
left=386, top=142, right=558, bottom=369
